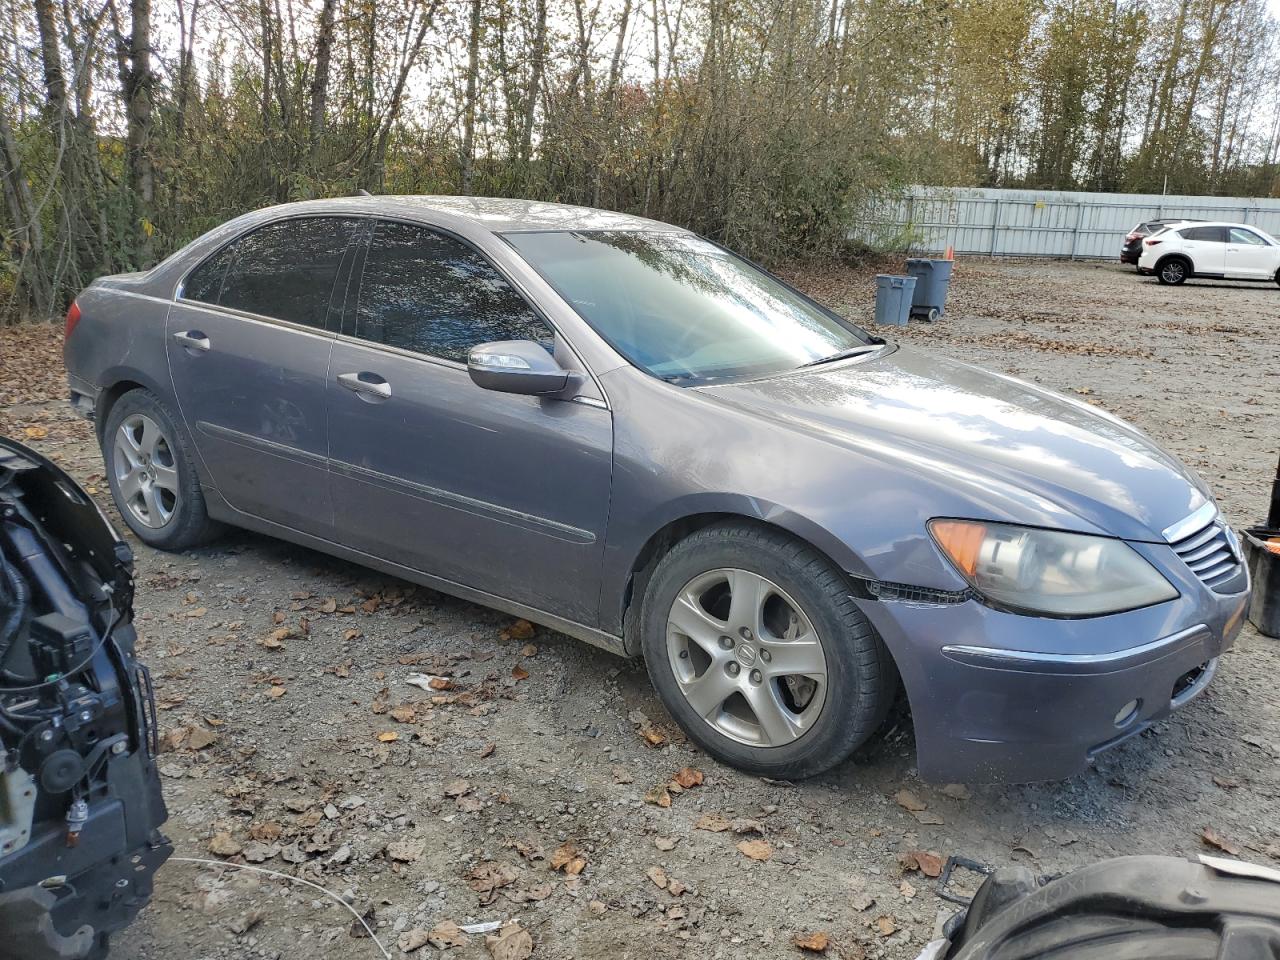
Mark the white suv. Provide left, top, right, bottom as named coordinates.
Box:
left=1138, top=221, right=1280, bottom=286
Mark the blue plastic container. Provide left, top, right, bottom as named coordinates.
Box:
left=874, top=275, right=916, bottom=326
left=905, top=258, right=954, bottom=321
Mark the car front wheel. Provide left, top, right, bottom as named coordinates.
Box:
left=102, top=389, right=221, bottom=550
left=640, top=522, right=896, bottom=780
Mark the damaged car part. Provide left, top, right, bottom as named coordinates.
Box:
left=0, top=437, right=170, bottom=960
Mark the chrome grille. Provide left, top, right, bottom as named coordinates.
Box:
left=1164, top=505, right=1242, bottom=591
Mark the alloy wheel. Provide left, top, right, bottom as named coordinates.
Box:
left=665, top=568, right=827, bottom=747
left=113, top=414, right=180, bottom=528
left=1161, top=261, right=1185, bottom=283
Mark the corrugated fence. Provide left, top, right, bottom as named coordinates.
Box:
left=858, top=186, right=1280, bottom=260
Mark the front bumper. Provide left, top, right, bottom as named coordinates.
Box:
left=856, top=556, right=1250, bottom=783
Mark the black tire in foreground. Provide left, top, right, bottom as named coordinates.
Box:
left=640, top=521, right=897, bottom=780
left=1157, top=257, right=1190, bottom=285
left=102, top=388, right=221, bottom=550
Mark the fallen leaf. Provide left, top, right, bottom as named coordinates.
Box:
left=485, top=919, right=533, bottom=960
left=899, top=879, right=916, bottom=899
left=444, top=779, right=471, bottom=798
left=895, top=789, right=928, bottom=812
left=23, top=425, right=48, bottom=439
left=730, top=818, right=765, bottom=835
left=208, top=832, right=242, bottom=857
left=249, top=821, right=282, bottom=842
left=511, top=664, right=529, bottom=681
left=388, top=839, right=425, bottom=863
left=519, top=643, right=538, bottom=657
left=549, top=841, right=586, bottom=875
left=645, top=785, right=672, bottom=808
left=794, top=931, right=830, bottom=953
left=376, top=731, right=399, bottom=743
left=667, top=878, right=687, bottom=896
left=267, top=686, right=286, bottom=698
left=898, top=849, right=945, bottom=878
left=913, top=809, right=945, bottom=825
left=737, top=839, right=773, bottom=862
left=672, top=766, right=704, bottom=788
left=612, top=768, right=634, bottom=784
left=654, top=837, right=678, bottom=852
left=500, top=619, right=535, bottom=642
left=456, top=794, right=484, bottom=813
left=646, top=865, right=668, bottom=888
left=1202, top=826, right=1242, bottom=856
left=319, top=598, right=338, bottom=613
left=187, top=726, right=218, bottom=750
left=695, top=813, right=732, bottom=833
left=479, top=742, right=496, bottom=758
left=467, top=862, right=518, bottom=904
left=875, top=915, right=897, bottom=936
left=424, top=920, right=467, bottom=949
left=343, top=628, right=361, bottom=642
left=389, top=705, right=417, bottom=723
left=941, top=783, right=971, bottom=800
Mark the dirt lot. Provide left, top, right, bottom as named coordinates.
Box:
left=2, top=259, right=1278, bottom=960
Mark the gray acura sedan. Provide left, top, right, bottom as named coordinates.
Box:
left=63, top=197, right=1250, bottom=782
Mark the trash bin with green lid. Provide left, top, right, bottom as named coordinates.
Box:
left=905, top=258, right=954, bottom=322
left=874, top=275, right=915, bottom=326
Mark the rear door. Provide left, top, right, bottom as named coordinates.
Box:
left=325, top=219, right=613, bottom=624
left=1223, top=227, right=1276, bottom=279
left=1179, top=226, right=1227, bottom=275
left=166, top=216, right=362, bottom=534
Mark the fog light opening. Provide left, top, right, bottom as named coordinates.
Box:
left=1113, top=699, right=1141, bottom=729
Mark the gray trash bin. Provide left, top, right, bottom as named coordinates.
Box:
left=874, top=275, right=915, bottom=326
left=905, top=258, right=954, bottom=321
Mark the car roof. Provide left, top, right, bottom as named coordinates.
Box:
left=242, top=195, right=688, bottom=236
left=1166, top=221, right=1264, bottom=230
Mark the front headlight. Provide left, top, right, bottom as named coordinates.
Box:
left=929, top=519, right=1178, bottom=617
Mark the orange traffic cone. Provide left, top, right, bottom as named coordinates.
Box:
left=944, top=245, right=954, bottom=260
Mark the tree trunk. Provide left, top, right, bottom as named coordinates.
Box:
left=461, top=0, right=482, bottom=194
left=309, top=0, right=337, bottom=164
left=125, top=0, right=155, bottom=238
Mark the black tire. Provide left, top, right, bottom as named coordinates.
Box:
left=102, top=389, right=221, bottom=550
left=1156, top=257, right=1189, bottom=285
left=1274, top=269, right=1279, bottom=289
left=639, top=522, right=896, bottom=780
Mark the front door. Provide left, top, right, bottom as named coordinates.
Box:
left=325, top=220, right=613, bottom=625
left=1224, top=226, right=1276, bottom=279
left=165, top=216, right=362, bottom=534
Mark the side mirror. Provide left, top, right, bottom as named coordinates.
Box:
left=467, top=340, right=577, bottom=396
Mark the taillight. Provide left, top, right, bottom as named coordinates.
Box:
left=1145, top=238, right=1162, bottom=246
left=64, top=301, right=81, bottom=340
left=1125, top=233, right=1140, bottom=241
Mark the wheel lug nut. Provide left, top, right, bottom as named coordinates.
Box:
left=718, top=636, right=734, bottom=650
left=739, top=627, right=752, bottom=641
left=726, top=662, right=740, bottom=677
left=679, top=650, right=689, bottom=659
left=750, top=669, right=762, bottom=684
left=760, top=650, right=771, bottom=663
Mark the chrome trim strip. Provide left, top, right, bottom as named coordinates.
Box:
left=329, top=459, right=597, bottom=544
left=941, top=623, right=1209, bottom=667
left=1162, top=501, right=1217, bottom=544
left=195, top=420, right=328, bottom=469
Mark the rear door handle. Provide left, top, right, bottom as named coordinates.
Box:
left=172, top=330, right=210, bottom=352
left=337, top=372, right=392, bottom=402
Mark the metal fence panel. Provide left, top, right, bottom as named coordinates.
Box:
left=858, top=186, right=1280, bottom=260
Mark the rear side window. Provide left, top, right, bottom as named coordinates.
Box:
left=1181, top=226, right=1227, bottom=242
left=354, top=220, right=553, bottom=363
left=183, top=217, right=360, bottom=329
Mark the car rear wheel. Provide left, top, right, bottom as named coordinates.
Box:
left=103, top=389, right=221, bottom=550
left=1157, top=258, right=1189, bottom=285
left=640, top=522, right=896, bottom=779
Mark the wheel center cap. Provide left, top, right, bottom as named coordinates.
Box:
left=737, top=644, right=757, bottom=667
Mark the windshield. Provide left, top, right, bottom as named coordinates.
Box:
left=503, top=230, right=876, bottom=383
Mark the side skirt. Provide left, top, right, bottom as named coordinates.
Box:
left=204, top=491, right=628, bottom=658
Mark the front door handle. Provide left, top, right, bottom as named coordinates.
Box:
left=172, top=330, right=210, bottom=352
left=337, top=371, right=392, bottom=402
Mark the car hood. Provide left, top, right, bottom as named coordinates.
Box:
left=697, top=345, right=1209, bottom=542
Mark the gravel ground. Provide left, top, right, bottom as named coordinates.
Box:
left=1, top=258, right=1277, bottom=960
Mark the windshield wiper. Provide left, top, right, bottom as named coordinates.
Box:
left=799, top=344, right=883, bottom=369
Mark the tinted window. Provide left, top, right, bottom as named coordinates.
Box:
left=1181, top=226, right=1226, bottom=242
left=1229, top=227, right=1266, bottom=245
left=183, top=244, right=236, bottom=303
left=355, top=221, right=552, bottom=362
left=208, top=217, right=359, bottom=328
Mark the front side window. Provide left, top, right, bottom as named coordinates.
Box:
left=504, top=231, right=875, bottom=383
left=1229, top=227, right=1266, bottom=246
left=184, top=217, right=360, bottom=329
left=354, top=221, right=553, bottom=363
